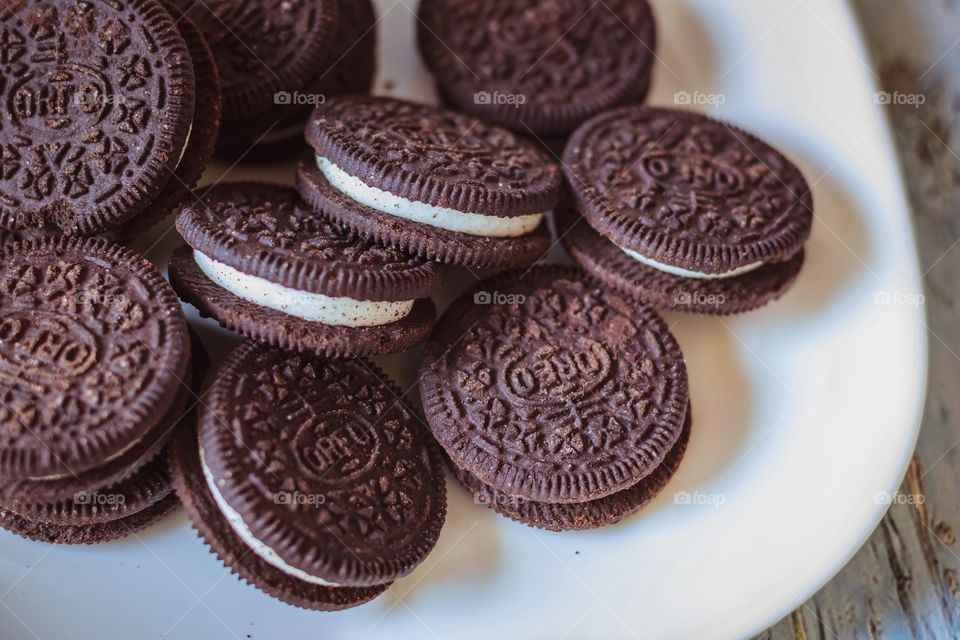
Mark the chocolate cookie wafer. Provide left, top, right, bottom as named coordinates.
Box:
left=0, top=237, right=191, bottom=502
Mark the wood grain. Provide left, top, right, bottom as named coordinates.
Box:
left=762, top=2, right=960, bottom=638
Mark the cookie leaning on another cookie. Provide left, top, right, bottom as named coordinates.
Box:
left=171, top=341, right=447, bottom=610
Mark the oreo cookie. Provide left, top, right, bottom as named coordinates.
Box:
left=214, top=0, right=378, bottom=161
left=0, top=0, right=212, bottom=236
left=418, top=0, right=656, bottom=136
left=0, top=237, right=191, bottom=503
left=297, top=96, right=562, bottom=268
left=420, top=266, right=689, bottom=513
left=452, top=407, right=690, bottom=531
left=171, top=341, right=447, bottom=610
left=169, top=183, right=442, bottom=357
left=563, top=106, right=812, bottom=313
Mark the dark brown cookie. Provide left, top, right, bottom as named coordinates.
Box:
left=0, top=237, right=190, bottom=486
left=214, top=0, right=377, bottom=162
left=0, top=0, right=196, bottom=235
left=563, top=106, right=813, bottom=275
left=453, top=406, right=691, bottom=531
left=298, top=96, right=561, bottom=268
left=169, top=182, right=440, bottom=357
left=418, top=0, right=656, bottom=136
left=420, top=265, right=689, bottom=504
left=165, top=0, right=337, bottom=123
left=172, top=341, right=447, bottom=607
left=0, top=449, right=179, bottom=544
left=556, top=204, right=806, bottom=314
left=112, top=12, right=223, bottom=238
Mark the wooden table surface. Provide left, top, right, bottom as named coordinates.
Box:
left=761, top=1, right=960, bottom=638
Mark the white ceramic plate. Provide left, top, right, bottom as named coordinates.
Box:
left=0, top=1, right=927, bottom=639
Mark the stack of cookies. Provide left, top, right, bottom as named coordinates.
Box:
left=0, top=237, right=203, bottom=543
left=418, top=266, right=691, bottom=531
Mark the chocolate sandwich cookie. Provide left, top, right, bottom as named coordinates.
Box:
left=215, top=0, right=378, bottom=162
left=171, top=341, right=447, bottom=610
left=0, top=237, right=190, bottom=502
left=0, top=450, right=178, bottom=544
left=166, top=0, right=338, bottom=152
left=563, top=106, right=813, bottom=313
left=0, top=0, right=198, bottom=235
left=297, top=96, right=562, bottom=268
left=418, top=0, right=656, bottom=136
left=453, top=406, right=690, bottom=531
left=169, top=182, right=441, bottom=357
left=0, top=329, right=209, bottom=544
left=420, top=265, right=689, bottom=505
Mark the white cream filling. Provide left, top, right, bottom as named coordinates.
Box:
left=193, top=251, right=414, bottom=327
left=200, top=448, right=343, bottom=587
left=621, top=246, right=764, bottom=280
left=316, top=156, right=545, bottom=238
